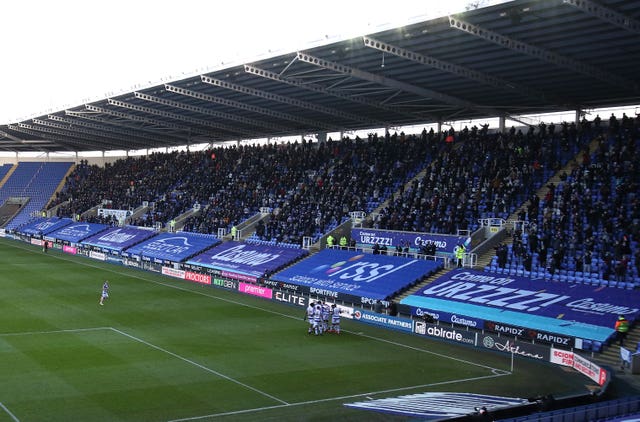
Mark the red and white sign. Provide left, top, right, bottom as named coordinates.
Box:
left=162, top=266, right=185, bottom=279
left=550, top=347, right=607, bottom=385
left=185, top=271, right=211, bottom=285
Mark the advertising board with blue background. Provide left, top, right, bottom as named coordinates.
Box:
left=124, top=232, right=220, bottom=262
left=16, top=217, right=73, bottom=236
left=351, top=309, right=413, bottom=333
left=48, top=221, right=109, bottom=243
left=186, top=241, right=308, bottom=277
left=271, top=249, right=442, bottom=300
left=351, top=228, right=470, bottom=254
left=402, top=269, right=640, bottom=341
left=81, top=226, right=157, bottom=252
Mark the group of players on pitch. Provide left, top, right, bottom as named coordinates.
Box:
left=304, top=301, right=343, bottom=335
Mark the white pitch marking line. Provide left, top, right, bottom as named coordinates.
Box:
left=0, top=327, right=111, bottom=337
left=0, top=402, right=20, bottom=422
left=108, top=327, right=288, bottom=405
left=166, top=372, right=509, bottom=421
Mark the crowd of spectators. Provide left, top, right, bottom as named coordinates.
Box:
left=493, top=113, right=640, bottom=286
left=373, top=121, right=586, bottom=234
left=51, top=131, right=437, bottom=246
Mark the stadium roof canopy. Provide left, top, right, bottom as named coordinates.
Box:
left=1, top=0, right=639, bottom=153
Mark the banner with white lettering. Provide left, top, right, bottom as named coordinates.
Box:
left=186, top=241, right=308, bottom=278
left=81, top=226, right=156, bottom=252
left=351, top=228, right=470, bottom=254
left=412, top=307, right=485, bottom=329
left=413, top=321, right=477, bottom=346
left=478, top=333, right=550, bottom=361
left=125, top=232, right=220, bottom=262
left=402, top=269, right=640, bottom=341
left=351, top=309, right=413, bottom=333
left=16, top=217, right=73, bottom=236
left=49, top=222, right=109, bottom=243
left=271, top=249, right=442, bottom=300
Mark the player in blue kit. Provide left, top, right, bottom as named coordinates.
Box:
left=99, top=280, right=109, bottom=306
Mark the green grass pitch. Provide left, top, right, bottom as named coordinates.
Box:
left=0, top=237, right=593, bottom=421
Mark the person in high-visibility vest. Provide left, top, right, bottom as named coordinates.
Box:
left=230, top=225, right=237, bottom=239
left=326, top=235, right=335, bottom=248
left=615, top=315, right=630, bottom=346
left=454, top=244, right=466, bottom=268
left=339, top=236, right=347, bottom=249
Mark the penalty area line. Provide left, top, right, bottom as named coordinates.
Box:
left=108, top=327, right=288, bottom=406
left=166, top=372, right=510, bottom=421
left=0, top=402, right=20, bottom=422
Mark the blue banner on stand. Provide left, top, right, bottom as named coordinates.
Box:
left=81, top=226, right=157, bottom=252
left=48, top=222, right=109, bottom=242
left=402, top=269, right=640, bottom=342
left=271, top=249, right=442, bottom=300
left=187, top=241, right=308, bottom=278
left=125, top=232, right=220, bottom=262
left=351, top=228, right=470, bottom=254
left=16, top=217, right=73, bottom=236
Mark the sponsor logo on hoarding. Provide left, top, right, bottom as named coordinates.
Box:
left=161, top=267, right=185, bottom=279
left=485, top=321, right=525, bottom=336
left=485, top=321, right=573, bottom=346
left=262, top=279, right=300, bottom=292
left=414, top=321, right=476, bottom=345
left=551, top=349, right=575, bottom=366
left=63, top=245, right=77, bottom=254
left=451, top=314, right=478, bottom=327
left=275, top=291, right=306, bottom=307
left=352, top=312, right=412, bottom=330
left=415, top=308, right=440, bottom=320
left=89, top=251, right=106, bottom=261
left=239, top=282, right=273, bottom=299
left=185, top=271, right=211, bottom=285
left=360, top=297, right=389, bottom=307
left=309, top=287, right=338, bottom=298
left=221, top=271, right=257, bottom=283
left=212, top=278, right=237, bottom=290
left=481, top=335, right=545, bottom=360
left=124, top=259, right=140, bottom=268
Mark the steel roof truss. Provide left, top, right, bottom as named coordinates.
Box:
left=562, top=0, right=640, bottom=35
left=46, top=115, right=153, bottom=149
left=362, top=35, right=566, bottom=106
left=244, top=64, right=422, bottom=123
left=106, top=98, right=241, bottom=138
left=295, top=51, right=479, bottom=111
left=65, top=110, right=186, bottom=145
left=133, top=91, right=288, bottom=134
left=31, top=119, right=129, bottom=150
left=85, top=104, right=204, bottom=138
left=10, top=124, right=97, bottom=150
left=202, top=74, right=365, bottom=126
left=448, top=16, right=637, bottom=91
left=164, top=84, right=320, bottom=130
